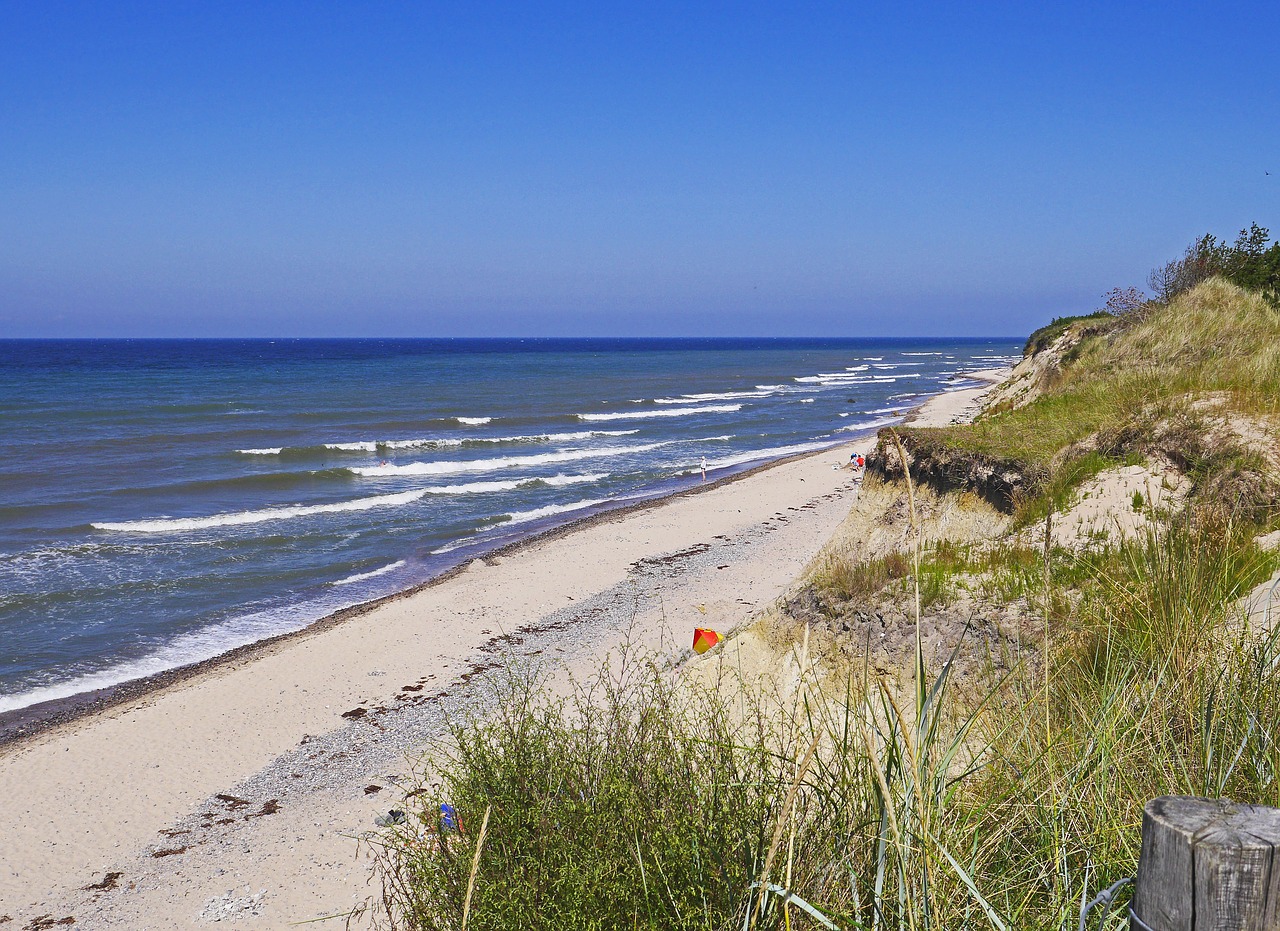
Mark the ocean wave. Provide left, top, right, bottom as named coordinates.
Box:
left=237, top=430, right=638, bottom=456
left=426, top=473, right=608, bottom=494
left=901, top=351, right=943, bottom=356
left=89, top=471, right=611, bottom=534
left=699, top=440, right=838, bottom=471
left=796, top=373, right=920, bottom=385
left=351, top=443, right=666, bottom=477
left=93, top=490, right=432, bottom=533
left=0, top=595, right=373, bottom=715
left=798, top=398, right=814, bottom=403
left=653, top=390, right=771, bottom=404
left=836, top=415, right=905, bottom=433
left=455, top=416, right=492, bottom=425
left=501, top=497, right=611, bottom=526
left=577, top=404, right=741, bottom=422
left=332, top=560, right=406, bottom=586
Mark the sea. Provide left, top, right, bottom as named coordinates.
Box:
left=0, top=337, right=1021, bottom=714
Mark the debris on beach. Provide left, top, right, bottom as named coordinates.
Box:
left=197, top=888, right=266, bottom=923
left=374, top=809, right=407, bottom=827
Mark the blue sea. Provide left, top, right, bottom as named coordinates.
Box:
left=0, top=337, right=1020, bottom=713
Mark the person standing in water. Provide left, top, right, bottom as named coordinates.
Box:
left=700, top=455, right=708, bottom=481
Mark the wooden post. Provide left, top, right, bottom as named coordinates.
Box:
left=1134, top=796, right=1280, bottom=930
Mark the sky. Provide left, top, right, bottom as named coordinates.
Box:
left=1, top=2, right=1277, bottom=338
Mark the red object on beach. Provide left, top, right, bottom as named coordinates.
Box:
left=692, top=627, right=722, bottom=654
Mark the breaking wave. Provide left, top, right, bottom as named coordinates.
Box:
left=578, top=404, right=741, bottom=422
left=351, top=443, right=666, bottom=477
left=236, top=430, right=636, bottom=456
left=332, top=560, right=406, bottom=586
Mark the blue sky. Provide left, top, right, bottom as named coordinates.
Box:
left=1, top=2, right=1276, bottom=338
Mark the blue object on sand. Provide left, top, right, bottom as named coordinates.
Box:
left=440, top=803, right=460, bottom=832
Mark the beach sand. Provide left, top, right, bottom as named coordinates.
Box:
left=0, top=372, right=1008, bottom=927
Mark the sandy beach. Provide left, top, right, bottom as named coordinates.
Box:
left=0, top=372, right=1006, bottom=928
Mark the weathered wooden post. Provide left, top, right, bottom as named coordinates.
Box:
left=1132, top=796, right=1280, bottom=930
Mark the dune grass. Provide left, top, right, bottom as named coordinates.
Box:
left=903, top=279, right=1280, bottom=523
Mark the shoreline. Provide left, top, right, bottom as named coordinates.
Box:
left=0, top=370, right=1008, bottom=747
left=0, top=438, right=850, bottom=747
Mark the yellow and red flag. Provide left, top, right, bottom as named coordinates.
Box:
left=692, top=627, right=722, bottom=654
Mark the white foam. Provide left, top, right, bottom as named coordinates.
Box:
left=700, top=440, right=836, bottom=471
left=332, top=560, right=406, bottom=586
left=361, top=430, right=635, bottom=451
left=93, top=490, right=430, bottom=533
left=455, top=416, right=492, bottom=425
left=901, top=351, right=943, bottom=356
left=836, top=415, right=905, bottom=433
left=500, top=497, right=612, bottom=526
left=351, top=443, right=665, bottom=477
left=754, top=384, right=789, bottom=391
left=577, top=404, right=741, bottom=422
left=798, top=398, right=814, bottom=403
left=239, top=430, right=639, bottom=456
left=0, top=595, right=375, bottom=714
left=95, top=474, right=609, bottom=534
left=843, top=365, right=869, bottom=372
left=654, top=390, right=772, bottom=403
left=531, top=472, right=609, bottom=487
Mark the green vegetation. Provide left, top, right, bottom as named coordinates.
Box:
left=1023, top=311, right=1114, bottom=356
left=1150, top=223, right=1280, bottom=304
left=897, top=277, right=1280, bottom=525
left=373, top=661, right=788, bottom=931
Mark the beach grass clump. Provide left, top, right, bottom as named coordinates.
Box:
left=963, top=522, right=1280, bottom=928
left=374, top=658, right=789, bottom=931
left=807, top=550, right=910, bottom=609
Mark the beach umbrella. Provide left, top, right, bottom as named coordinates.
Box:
left=692, top=627, right=722, bottom=654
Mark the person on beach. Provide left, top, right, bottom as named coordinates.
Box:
left=700, top=455, right=708, bottom=481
